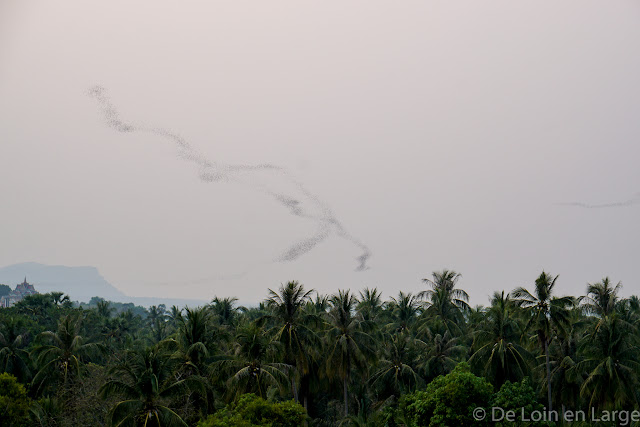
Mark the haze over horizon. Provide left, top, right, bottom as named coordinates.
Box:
left=1, top=1, right=639, bottom=305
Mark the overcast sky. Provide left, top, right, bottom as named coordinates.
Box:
left=1, top=1, right=639, bottom=305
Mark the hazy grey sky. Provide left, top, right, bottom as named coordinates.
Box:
left=1, top=1, right=639, bottom=305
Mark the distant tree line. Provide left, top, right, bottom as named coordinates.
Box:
left=0, top=270, right=639, bottom=426
left=0, top=283, right=11, bottom=297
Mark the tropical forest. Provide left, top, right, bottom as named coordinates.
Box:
left=1, top=270, right=638, bottom=426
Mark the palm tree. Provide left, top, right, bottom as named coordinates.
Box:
left=30, top=396, right=63, bottom=426
left=102, top=316, right=134, bottom=352
left=115, top=310, right=144, bottom=351
left=576, top=313, right=640, bottom=410
left=628, top=295, right=640, bottom=315
left=215, top=322, right=290, bottom=401
left=175, top=307, right=213, bottom=375
left=307, top=292, right=330, bottom=316
left=148, top=305, right=169, bottom=343
left=32, top=315, right=101, bottom=395
left=467, top=305, right=486, bottom=326
left=512, top=271, right=573, bottom=411
left=547, top=307, right=585, bottom=413
left=370, top=332, right=424, bottom=398
left=241, top=302, right=269, bottom=322
left=579, top=278, right=623, bottom=337
left=419, top=270, right=470, bottom=335
left=264, top=281, right=319, bottom=402
left=50, top=292, right=70, bottom=307
left=172, top=307, right=215, bottom=418
left=325, top=290, right=376, bottom=417
left=357, top=288, right=384, bottom=322
left=341, top=410, right=388, bottom=427
left=417, top=328, right=465, bottom=380
left=0, top=317, right=31, bottom=383
left=469, top=292, right=533, bottom=386
left=167, top=305, right=183, bottom=331
left=14, top=293, right=54, bottom=320
left=209, top=297, right=243, bottom=328
left=385, top=292, right=421, bottom=334
left=97, top=300, right=115, bottom=319
left=100, top=345, right=190, bottom=426
left=580, top=277, right=621, bottom=318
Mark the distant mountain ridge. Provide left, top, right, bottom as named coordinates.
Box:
left=0, top=262, right=207, bottom=308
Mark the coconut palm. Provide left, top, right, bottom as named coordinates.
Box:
left=215, top=322, right=290, bottom=401
left=29, top=396, right=63, bottom=426
left=174, top=307, right=213, bottom=375
left=0, top=317, right=31, bottom=383
left=385, top=292, right=421, bottom=334
left=512, top=271, right=573, bottom=411
left=95, top=300, right=114, bottom=319
left=241, top=302, right=270, bottom=322
left=467, top=305, right=487, bottom=326
left=547, top=307, right=585, bottom=412
left=419, top=270, right=470, bottom=335
left=148, top=305, right=169, bottom=343
left=114, top=310, right=145, bottom=351
left=340, top=409, right=388, bottom=427
left=580, top=277, right=621, bottom=318
left=369, top=332, right=424, bottom=398
left=469, top=292, right=533, bottom=386
left=325, top=290, right=376, bottom=417
left=417, top=328, right=465, bottom=380
left=32, top=315, right=102, bottom=395
left=169, top=307, right=216, bottom=418
left=14, top=293, right=54, bottom=320
left=102, top=316, right=134, bottom=352
left=628, top=295, right=640, bottom=315
left=307, top=293, right=330, bottom=315
left=167, top=305, right=183, bottom=332
left=357, top=288, right=384, bottom=322
left=576, top=313, right=640, bottom=410
left=579, top=278, right=623, bottom=339
left=209, top=297, right=244, bottom=328
left=264, top=281, right=320, bottom=402
left=100, top=345, right=190, bottom=426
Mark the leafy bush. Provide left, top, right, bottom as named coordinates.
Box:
left=0, top=372, right=31, bottom=426
left=400, top=362, right=493, bottom=426
left=198, top=393, right=307, bottom=427
left=491, top=379, right=552, bottom=426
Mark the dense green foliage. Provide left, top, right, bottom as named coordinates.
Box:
left=491, top=379, right=548, bottom=427
left=0, top=372, right=31, bottom=426
left=197, top=393, right=306, bottom=427
left=0, top=283, right=11, bottom=297
left=0, top=272, right=639, bottom=426
left=400, top=363, right=493, bottom=426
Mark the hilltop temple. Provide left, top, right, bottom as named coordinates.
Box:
left=0, top=277, right=38, bottom=308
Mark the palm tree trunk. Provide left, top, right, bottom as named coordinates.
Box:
left=545, top=339, right=552, bottom=412
left=343, top=376, right=348, bottom=417
left=301, top=374, right=309, bottom=410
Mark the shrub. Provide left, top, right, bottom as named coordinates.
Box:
left=0, top=372, right=31, bottom=427
left=198, top=393, right=307, bottom=427
left=491, top=379, right=552, bottom=426
left=400, top=362, right=493, bottom=426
